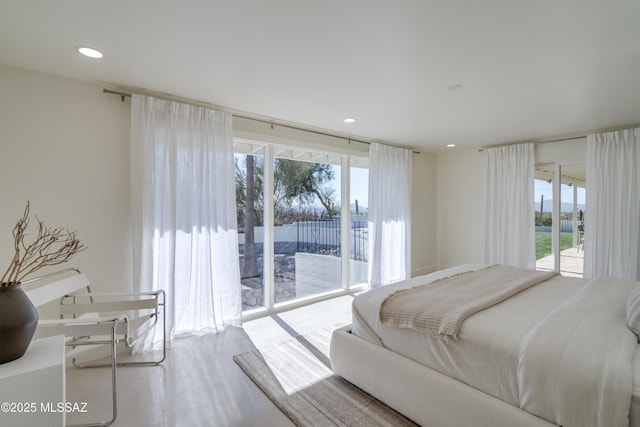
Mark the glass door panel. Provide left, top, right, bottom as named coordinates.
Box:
left=535, top=163, right=585, bottom=277
left=559, top=164, right=585, bottom=277
left=272, top=151, right=342, bottom=303
left=535, top=165, right=554, bottom=272
left=349, top=159, right=368, bottom=287
left=234, top=143, right=266, bottom=311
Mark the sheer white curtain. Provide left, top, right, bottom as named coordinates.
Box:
left=483, top=143, right=535, bottom=269
left=131, top=95, right=242, bottom=352
left=584, top=128, right=640, bottom=280
left=368, top=143, right=412, bottom=287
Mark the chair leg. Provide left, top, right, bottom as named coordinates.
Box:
left=68, top=324, right=118, bottom=427
left=119, top=296, right=167, bottom=366
left=118, top=304, right=167, bottom=367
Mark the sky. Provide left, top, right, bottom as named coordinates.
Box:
left=332, top=165, right=369, bottom=209
left=535, top=178, right=586, bottom=209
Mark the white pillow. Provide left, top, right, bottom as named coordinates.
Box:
left=626, top=287, right=640, bottom=337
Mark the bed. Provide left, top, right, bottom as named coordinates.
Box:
left=329, top=264, right=640, bottom=427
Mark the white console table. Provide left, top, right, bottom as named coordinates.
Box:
left=0, top=335, right=65, bottom=427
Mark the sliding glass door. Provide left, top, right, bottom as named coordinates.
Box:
left=534, top=162, right=586, bottom=277
left=272, top=150, right=343, bottom=302
left=235, top=140, right=368, bottom=314
left=349, top=159, right=369, bottom=287
left=559, top=164, right=586, bottom=277
left=234, top=142, right=266, bottom=311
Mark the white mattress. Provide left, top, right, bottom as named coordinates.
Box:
left=352, top=265, right=640, bottom=424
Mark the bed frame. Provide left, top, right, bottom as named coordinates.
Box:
left=330, top=326, right=554, bottom=427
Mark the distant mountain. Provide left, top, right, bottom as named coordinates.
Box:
left=534, top=199, right=585, bottom=213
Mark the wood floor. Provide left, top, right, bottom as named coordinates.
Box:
left=65, top=295, right=354, bottom=427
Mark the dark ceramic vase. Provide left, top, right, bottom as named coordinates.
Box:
left=0, top=284, right=39, bottom=364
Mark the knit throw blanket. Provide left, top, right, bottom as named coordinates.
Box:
left=380, top=265, right=558, bottom=341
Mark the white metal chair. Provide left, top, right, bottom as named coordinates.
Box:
left=576, top=224, right=585, bottom=252
left=23, top=268, right=165, bottom=427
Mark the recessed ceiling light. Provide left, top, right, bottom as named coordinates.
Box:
left=446, top=144, right=456, bottom=148
left=343, top=117, right=356, bottom=124
left=447, top=84, right=463, bottom=92
left=76, top=46, right=104, bottom=59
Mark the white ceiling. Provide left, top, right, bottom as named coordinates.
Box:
left=1, top=1, right=639, bottom=152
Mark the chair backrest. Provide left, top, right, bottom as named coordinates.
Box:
left=23, top=269, right=90, bottom=308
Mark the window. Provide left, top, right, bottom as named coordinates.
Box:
left=234, top=142, right=265, bottom=311
left=349, top=159, right=368, bottom=287
left=235, top=140, right=368, bottom=316
left=534, top=162, right=586, bottom=277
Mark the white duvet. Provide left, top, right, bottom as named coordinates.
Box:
left=352, top=265, right=640, bottom=427
left=519, top=276, right=637, bottom=427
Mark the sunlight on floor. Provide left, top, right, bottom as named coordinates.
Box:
left=260, top=336, right=333, bottom=395
left=243, top=295, right=353, bottom=348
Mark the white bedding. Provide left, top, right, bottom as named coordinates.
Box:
left=519, top=275, right=637, bottom=426
left=351, top=265, right=640, bottom=426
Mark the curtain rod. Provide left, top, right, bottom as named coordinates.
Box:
left=478, top=136, right=584, bottom=152
left=478, top=123, right=640, bottom=152
left=103, top=88, right=420, bottom=155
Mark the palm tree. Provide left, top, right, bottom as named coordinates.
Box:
left=241, top=155, right=260, bottom=279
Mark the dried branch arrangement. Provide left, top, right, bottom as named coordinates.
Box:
left=1, top=202, right=86, bottom=287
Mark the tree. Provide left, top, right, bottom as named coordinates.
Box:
left=274, top=159, right=337, bottom=219
left=235, top=156, right=265, bottom=230
left=241, top=155, right=260, bottom=278
left=234, top=155, right=338, bottom=278
left=236, top=157, right=337, bottom=222
left=235, top=158, right=247, bottom=231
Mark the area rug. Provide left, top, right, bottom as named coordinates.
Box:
left=233, top=326, right=419, bottom=427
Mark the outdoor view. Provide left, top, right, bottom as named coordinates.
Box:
left=349, top=162, right=369, bottom=287
left=235, top=143, right=368, bottom=311
left=535, top=164, right=586, bottom=277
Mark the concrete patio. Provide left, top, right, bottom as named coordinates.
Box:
left=536, top=246, right=584, bottom=278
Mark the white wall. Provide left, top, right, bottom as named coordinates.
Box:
left=411, top=152, right=438, bottom=276
left=535, top=138, right=586, bottom=163
left=435, top=141, right=587, bottom=269
left=0, top=65, right=132, bottom=293
left=436, top=148, right=485, bottom=268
